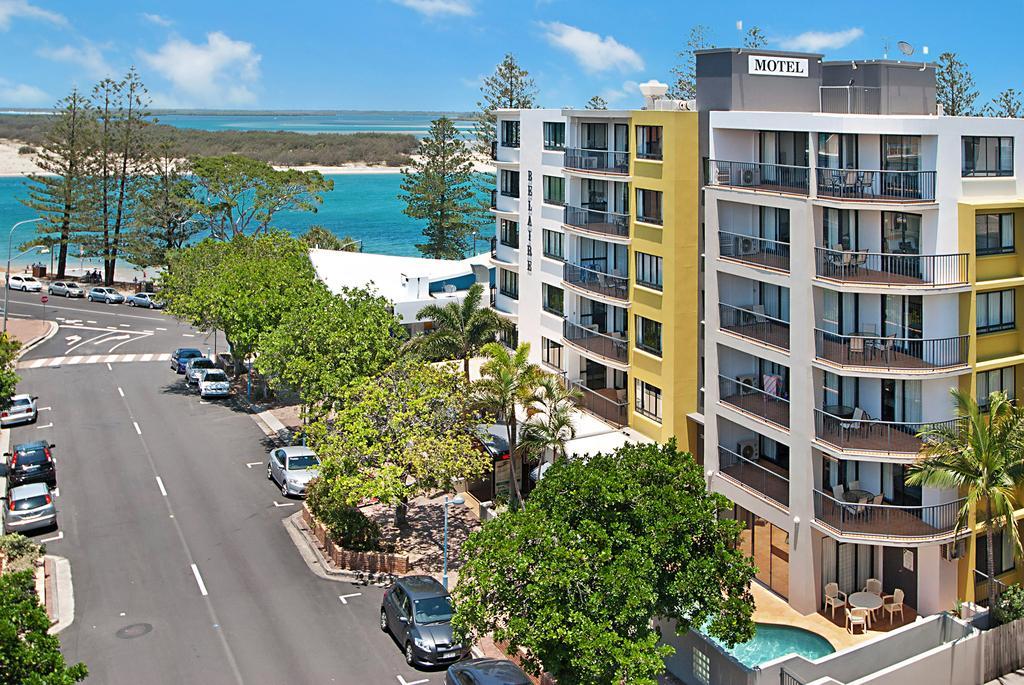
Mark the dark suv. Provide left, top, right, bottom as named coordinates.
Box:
left=446, top=658, right=531, bottom=684
left=380, top=575, right=470, bottom=667
left=6, top=440, right=57, bottom=488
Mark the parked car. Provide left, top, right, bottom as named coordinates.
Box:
left=267, top=447, right=319, bottom=497
left=5, top=440, right=57, bottom=489
left=48, top=281, right=84, bottom=298
left=88, top=287, right=124, bottom=304
left=185, top=357, right=216, bottom=386
left=3, top=483, right=56, bottom=535
left=380, top=575, right=470, bottom=667
left=446, top=659, right=532, bottom=685
left=8, top=275, right=42, bottom=292
left=171, top=348, right=204, bottom=373
left=126, top=292, right=164, bottom=309
left=197, top=369, right=231, bottom=398
left=0, top=394, right=37, bottom=427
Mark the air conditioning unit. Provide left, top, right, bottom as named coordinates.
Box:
left=736, top=374, right=758, bottom=395
left=943, top=539, right=967, bottom=561
left=734, top=235, right=759, bottom=256
left=741, top=168, right=755, bottom=185
left=736, top=439, right=759, bottom=460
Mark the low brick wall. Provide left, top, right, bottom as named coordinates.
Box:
left=303, top=505, right=410, bottom=574
left=493, top=639, right=556, bottom=685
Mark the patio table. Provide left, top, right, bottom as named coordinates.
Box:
left=843, top=489, right=874, bottom=503
left=823, top=404, right=855, bottom=419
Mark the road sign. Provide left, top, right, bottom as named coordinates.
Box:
left=40, top=295, right=48, bottom=303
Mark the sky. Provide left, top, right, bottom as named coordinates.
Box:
left=1, top=0, right=1023, bottom=112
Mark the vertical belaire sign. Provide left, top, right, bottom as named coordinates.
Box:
left=525, top=170, right=533, bottom=272
left=747, top=55, right=809, bottom=78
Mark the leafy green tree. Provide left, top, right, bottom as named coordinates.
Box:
left=909, top=389, right=1024, bottom=610
left=585, top=95, right=608, bottom=110
left=256, top=282, right=403, bottom=420
left=452, top=441, right=756, bottom=685
left=300, top=225, right=360, bottom=252
left=0, top=570, right=88, bottom=683
left=743, top=26, right=768, bottom=48
left=414, top=283, right=513, bottom=379
left=472, top=53, right=537, bottom=158
left=186, top=155, right=333, bottom=240
left=20, top=89, right=95, bottom=278
left=307, top=360, right=490, bottom=526
left=669, top=25, right=714, bottom=101
left=519, top=375, right=581, bottom=464
left=0, top=333, right=21, bottom=408
left=400, top=117, right=480, bottom=259
left=984, top=88, right=1023, bottom=118
left=936, top=52, right=979, bottom=116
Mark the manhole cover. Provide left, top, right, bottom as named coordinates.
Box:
left=115, top=623, right=153, bottom=639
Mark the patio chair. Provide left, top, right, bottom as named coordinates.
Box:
left=878, top=335, right=896, bottom=363
left=848, top=480, right=860, bottom=491
left=822, top=168, right=843, bottom=196
left=846, top=607, right=868, bottom=634
left=842, top=169, right=859, bottom=197
left=882, top=589, right=905, bottom=624
left=853, top=251, right=869, bottom=271
left=858, top=170, right=874, bottom=197
left=840, top=408, right=866, bottom=439
left=863, top=578, right=883, bottom=596
left=824, top=582, right=847, bottom=618
left=848, top=336, right=865, bottom=362
left=832, top=483, right=845, bottom=501
left=853, top=495, right=868, bottom=516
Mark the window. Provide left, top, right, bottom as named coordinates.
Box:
left=636, top=188, right=663, bottom=225
left=498, top=268, right=518, bottom=299
left=963, top=136, right=1013, bottom=177
left=692, top=648, right=710, bottom=685
left=977, top=528, right=1016, bottom=577
left=635, top=252, right=663, bottom=290
left=499, top=219, right=519, bottom=247
left=976, top=213, right=1014, bottom=255
left=541, top=337, right=563, bottom=369
left=499, top=170, right=519, bottom=197
left=636, top=125, right=663, bottom=160
left=978, top=366, right=1016, bottom=410
left=542, top=229, right=564, bottom=260
left=543, top=175, right=565, bottom=205
left=500, top=120, right=520, bottom=148
left=977, top=289, right=1015, bottom=333
left=543, top=122, right=565, bottom=150
left=635, top=316, right=662, bottom=355
left=499, top=324, right=518, bottom=350
left=542, top=283, right=564, bottom=315
left=634, top=379, right=662, bottom=422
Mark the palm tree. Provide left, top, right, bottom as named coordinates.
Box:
left=520, top=375, right=581, bottom=468
left=908, top=389, right=1024, bottom=610
left=416, top=283, right=513, bottom=379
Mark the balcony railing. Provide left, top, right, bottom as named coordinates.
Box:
left=490, top=140, right=498, bottom=160
left=564, top=147, right=629, bottom=175
left=719, top=230, right=790, bottom=272
left=500, top=185, right=519, bottom=199
left=563, top=320, right=628, bottom=364
left=814, top=247, right=969, bottom=287
left=719, top=303, right=790, bottom=350
left=563, top=205, right=630, bottom=238
left=814, top=409, right=963, bottom=456
left=813, top=490, right=964, bottom=541
left=568, top=379, right=627, bottom=425
left=719, top=374, right=789, bottom=428
left=718, top=446, right=789, bottom=508
left=814, top=329, right=970, bottom=371
left=816, top=167, right=936, bottom=202
left=563, top=262, right=629, bottom=301
left=489, top=189, right=497, bottom=209
left=489, top=237, right=497, bottom=258
left=707, top=159, right=810, bottom=195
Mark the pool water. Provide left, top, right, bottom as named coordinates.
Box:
left=709, top=622, right=835, bottom=668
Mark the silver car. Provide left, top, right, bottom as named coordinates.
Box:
left=197, top=369, right=231, bottom=398
left=267, top=446, right=319, bottom=497
left=185, top=357, right=216, bottom=386
left=88, top=287, right=124, bottom=304
left=3, top=482, right=56, bottom=534
left=0, top=394, right=37, bottom=427
left=48, top=281, right=84, bottom=298
left=8, top=275, right=42, bottom=292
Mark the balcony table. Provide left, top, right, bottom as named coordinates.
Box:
left=849, top=591, right=883, bottom=627
left=823, top=404, right=855, bottom=419
left=843, top=488, right=874, bottom=503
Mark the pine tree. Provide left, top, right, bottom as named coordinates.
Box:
left=936, top=52, right=979, bottom=116
left=984, top=88, right=1023, bottom=118
left=669, top=25, right=714, bottom=101
left=586, top=95, right=608, bottom=110
left=400, top=117, right=480, bottom=259
left=20, top=90, right=95, bottom=277
left=472, top=53, right=537, bottom=158
left=744, top=26, right=767, bottom=48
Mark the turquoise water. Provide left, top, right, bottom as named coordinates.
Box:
left=153, top=112, right=475, bottom=137
left=709, top=623, right=835, bottom=668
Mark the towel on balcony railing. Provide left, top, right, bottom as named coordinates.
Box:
left=763, top=374, right=783, bottom=397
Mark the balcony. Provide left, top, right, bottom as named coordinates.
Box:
left=562, top=319, right=628, bottom=365
left=490, top=141, right=498, bottom=161
left=563, top=262, right=629, bottom=301
left=707, top=159, right=809, bottom=195
left=568, top=379, right=627, bottom=425
left=813, top=490, right=964, bottom=542
left=489, top=189, right=497, bottom=209
left=564, top=148, right=629, bottom=175
left=719, top=230, right=790, bottom=273
left=814, top=409, right=962, bottom=457
left=719, top=303, right=790, bottom=351
left=563, top=205, right=629, bottom=239
left=816, top=168, right=936, bottom=202
left=814, top=248, right=968, bottom=288
left=718, top=446, right=789, bottom=509
left=814, top=330, right=970, bottom=373
left=719, top=375, right=789, bottom=429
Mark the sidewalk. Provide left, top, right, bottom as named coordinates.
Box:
left=7, top=318, right=53, bottom=349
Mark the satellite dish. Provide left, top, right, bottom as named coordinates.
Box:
left=897, top=41, right=914, bottom=56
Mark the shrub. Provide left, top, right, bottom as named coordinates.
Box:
left=995, top=583, right=1024, bottom=625
left=0, top=533, right=43, bottom=572
left=17, top=145, right=35, bottom=155
left=307, top=478, right=382, bottom=552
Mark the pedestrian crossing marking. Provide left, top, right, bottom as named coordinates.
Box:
left=19, top=353, right=172, bottom=369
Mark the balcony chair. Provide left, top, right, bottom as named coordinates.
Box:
left=858, top=170, right=875, bottom=197
left=832, top=483, right=845, bottom=501
left=842, top=169, right=859, bottom=197
left=846, top=607, right=868, bottom=634
left=848, top=335, right=866, bottom=362
left=824, top=582, right=847, bottom=618
left=864, top=578, right=883, bottom=596
left=878, top=335, right=896, bottom=363
left=872, top=494, right=884, bottom=505
left=840, top=407, right=867, bottom=439
left=882, top=588, right=905, bottom=624
left=848, top=480, right=860, bottom=491
left=822, top=168, right=844, bottom=195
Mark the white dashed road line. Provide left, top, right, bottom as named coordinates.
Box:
left=155, top=476, right=167, bottom=497
left=117, top=387, right=124, bottom=398
left=133, top=421, right=142, bottom=435
left=190, top=564, right=209, bottom=597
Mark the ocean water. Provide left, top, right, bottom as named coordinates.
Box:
left=153, top=112, right=475, bottom=137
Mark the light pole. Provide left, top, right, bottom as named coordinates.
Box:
left=442, top=494, right=465, bottom=590
left=4, top=218, right=45, bottom=334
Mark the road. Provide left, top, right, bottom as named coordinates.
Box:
left=4, top=289, right=438, bottom=685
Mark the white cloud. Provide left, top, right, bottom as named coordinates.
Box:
left=393, top=0, right=473, bottom=17
left=38, top=41, right=115, bottom=79
left=777, top=28, right=864, bottom=52
left=0, top=77, right=48, bottom=105
left=141, top=12, right=173, bottom=27
left=140, top=31, right=261, bottom=107
left=0, top=0, right=66, bottom=30
left=600, top=80, right=638, bottom=105
left=540, top=22, right=643, bottom=74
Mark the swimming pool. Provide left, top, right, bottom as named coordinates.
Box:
left=709, top=622, right=835, bottom=668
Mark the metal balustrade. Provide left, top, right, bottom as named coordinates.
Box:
left=813, top=489, right=963, bottom=541
left=814, top=247, right=968, bottom=287
left=719, top=303, right=790, bottom=350
left=718, top=446, right=789, bottom=508
left=816, top=167, right=936, bottom=201
left=563, top=262, right=629, bottom=301
left=567, top=379, right=627, bottom=425
left=814, top=409, right=963, bottom=455
left=563, top=205, right=630, bottom=238
left=562, top=320, right=628, bottom=364
left=707, top=159, right=810, bottom=195
left=814, top=329, right=969, bottom=371
left=564, top=147, right=629, bottom=174
left=718, top=374, right=790, bottom=428
left=719, top=230, right=790, bottom=272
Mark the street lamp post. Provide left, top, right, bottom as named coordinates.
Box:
left=4, top=218, right=45, bottom=334
left=442, top=494, right=465, bottom=590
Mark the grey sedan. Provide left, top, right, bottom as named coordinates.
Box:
left=88, top=287, right=124, bottom=304
left=267, top=446, right=319, bottom=497
left=3, top=482, right=56, bottom=534
left=185, top=357, right=216, bottom=386
left=126, top=292, right=164, bottom=309
left=48, top=281, right=84, bottom=298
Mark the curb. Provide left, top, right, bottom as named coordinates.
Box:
left=283, top=511, right=392, bottom=587
left=45, top=555, right=74, bottom=635
left=15, top=320, right=58, bottom=360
